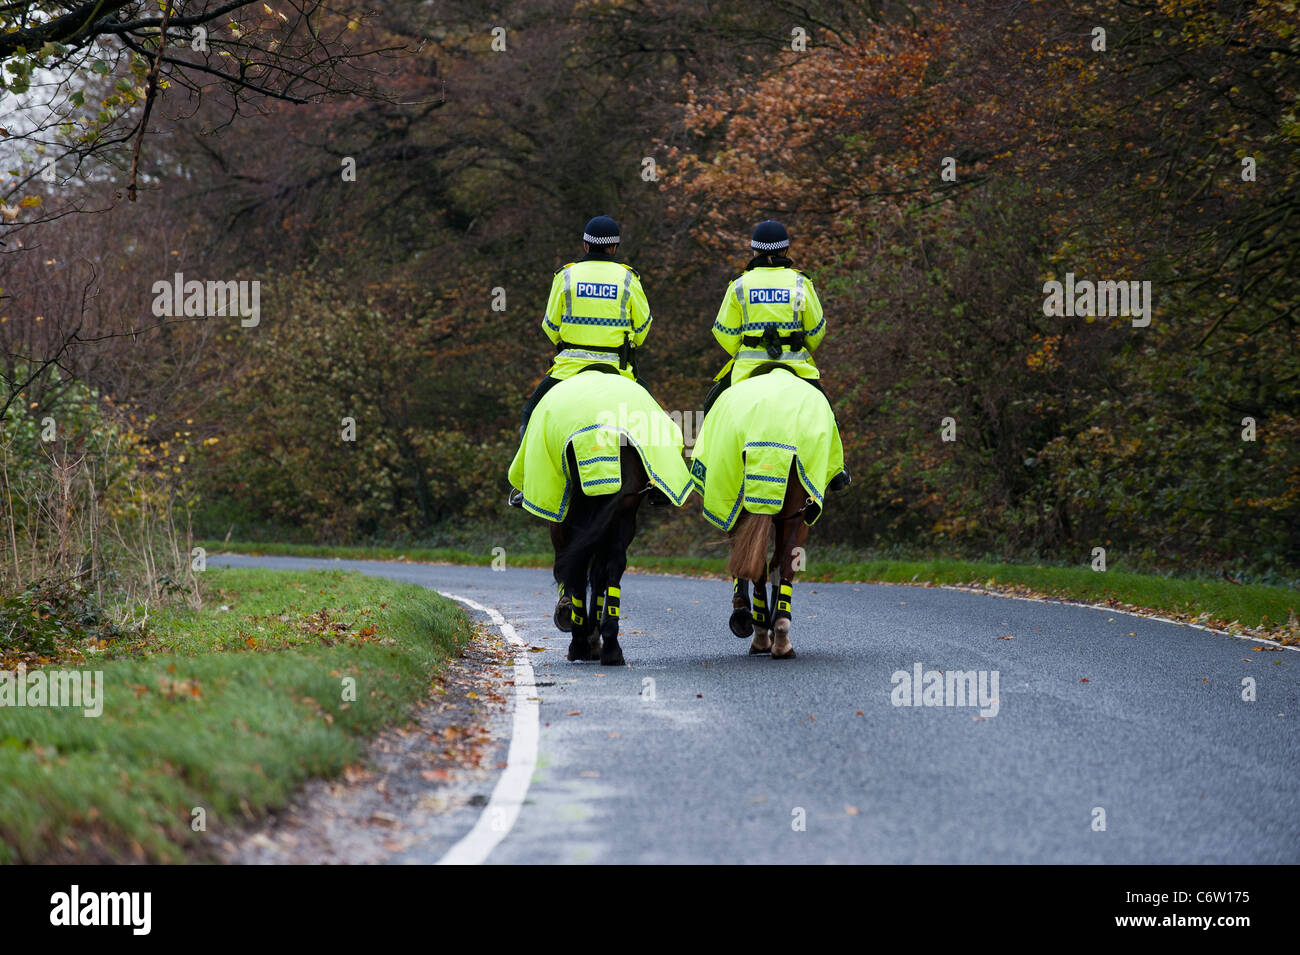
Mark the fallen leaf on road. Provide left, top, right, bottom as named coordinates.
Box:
left=566, top=710, right=581, bottom=716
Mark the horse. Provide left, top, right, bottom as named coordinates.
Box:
left=507, top=369, right=693, bottom=665
left=690, top=366, right=844, bottom=660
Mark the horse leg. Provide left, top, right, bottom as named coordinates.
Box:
left=562, top=496, right=598, bottom=660
left=551, top=522, right=573, bottom=632
left=749, top=566, right=773, bottom=654
left=597, top=495, right=639, bottom=666
left=770, top=510, right=809, bottom=661
left=564, top=565, right=598, bottom=662
left=585, top=540, right=609, bottom=661
left=729, top=577, right=754, bottom=637
left=767, top=464, right=808, bottom=660
left=598, top=447, right=647, bottom=666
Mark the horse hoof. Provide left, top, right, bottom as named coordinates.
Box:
left=750, top=627, right=773, bottom=654
left=749, top=644, right=770, bottom=655
left=771, top=619, right=794, bottom=658
left=729, top=608, right=754, bottom=638
left=600, top=641, right=624, bottom=666
left=554, top=596, right=573, bottom=633
left=567, top=637, right=588, bottom=661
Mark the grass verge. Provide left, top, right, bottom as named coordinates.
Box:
left=0, top=567, right=471, bottom=863
left=202, top=540, right=1298, bottom=646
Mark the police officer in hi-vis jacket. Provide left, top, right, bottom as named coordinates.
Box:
left=510, top=215, right=667, bottom=507
left=705, top=219, right=850, bottom=491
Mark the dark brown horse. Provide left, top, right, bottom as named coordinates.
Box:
left=725, top=461, right=814, bottom=659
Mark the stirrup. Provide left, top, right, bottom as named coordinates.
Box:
left=828, top=468, right=851, bottom=492
left=645, top=486, right=672, bottom=507
left=507, top=488, right=524, bottom=507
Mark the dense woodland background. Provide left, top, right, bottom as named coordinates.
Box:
left=2, top=0, right=1297, bottom=601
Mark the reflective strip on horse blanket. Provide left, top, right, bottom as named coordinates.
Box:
left=690, top=368, right=844, bottom=532
left=507, top=371, right=694, bottom=522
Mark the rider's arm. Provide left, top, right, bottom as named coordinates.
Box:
left=712, top=279, right=744, bottom=356
left=542, top=270, right=566, bottom=345
left=628, top=275, right=653, bottom=346
left=800, top=278, right=826, bottom=352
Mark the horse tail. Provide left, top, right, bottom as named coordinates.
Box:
left=728, top=511, right=772, bottom=581
left=553, top=446, right=645, bottom=585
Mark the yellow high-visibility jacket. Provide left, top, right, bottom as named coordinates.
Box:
left=712, top=266, right=825, bottom=383
left=542, top=258, right=651, bottom=380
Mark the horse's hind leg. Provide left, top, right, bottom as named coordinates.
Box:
left=561, top=520, right=595, bottom=661
left=749, top=568, right=773, bottom=654
left=729, top=578, right=754, bottom=637
left=585, top=541, right=609, bottom=662
left=770, top=513, right=808, bottom=660
left=551, top=522, right=573, bottom=632
left=597, top=497, right=639, bottom=666
left=564, top=574, right=598, bottom=662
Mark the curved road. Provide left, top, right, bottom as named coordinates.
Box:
left=215, top=554, right=1299, bottom=864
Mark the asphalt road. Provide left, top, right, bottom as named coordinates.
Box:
left=214, top=554, right=1299, bottom=864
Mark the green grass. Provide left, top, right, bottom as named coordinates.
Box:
left=203, top=540, right=1298, bottom=642
left=0, top=567, right=471, bottom=863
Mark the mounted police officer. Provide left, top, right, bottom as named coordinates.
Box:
left=510, top=215, right=667, bottom=507
left=704, top=219, right=850, bottom=491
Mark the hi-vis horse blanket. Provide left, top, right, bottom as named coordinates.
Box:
left=690, top=368, right=844, bottom=532
left=508, top=371, right=694, bottom=522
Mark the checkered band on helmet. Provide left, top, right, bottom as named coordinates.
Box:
left=583, top=215, right=621, bottom=246
left=750, top=219, right=790, bottom=251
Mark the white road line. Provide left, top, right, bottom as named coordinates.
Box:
left=939, top=585, right=1300, bottom=652
left=435, top=593, right=541, bottom=866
